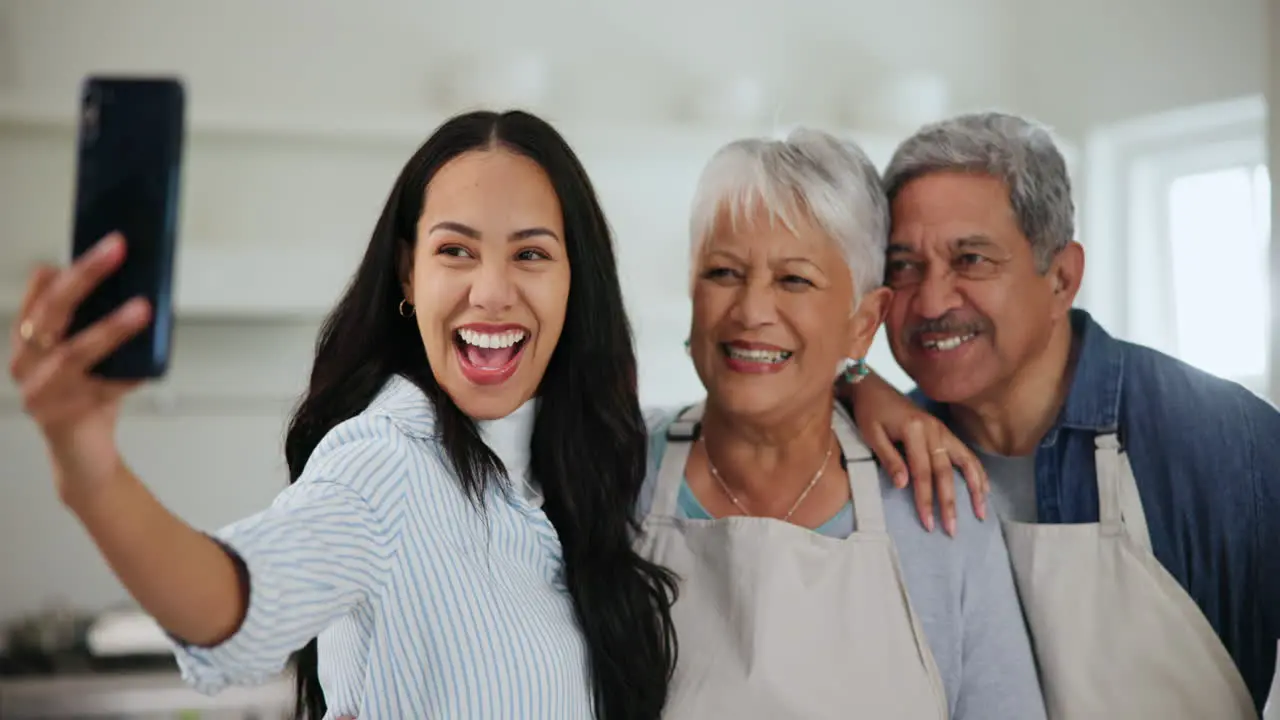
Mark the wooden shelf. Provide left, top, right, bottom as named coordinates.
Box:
left=0, top=95, right=447, bottom=146
left=0, top=95, right=764, bottom=148
left=0, top=94, right=904, bottom=158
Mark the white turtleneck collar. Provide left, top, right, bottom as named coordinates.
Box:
left=476, top=398, right=542, bottom=508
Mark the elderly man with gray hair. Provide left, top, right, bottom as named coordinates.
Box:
left=847, top=111, right=1280, bottom=719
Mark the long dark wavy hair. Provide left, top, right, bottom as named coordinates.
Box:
left=281, top=110, right=679, bottom=719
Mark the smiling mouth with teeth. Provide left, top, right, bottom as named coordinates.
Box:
left=920, top=333, right=977, bottom=352
left=455, top=328, right=529, bottom=370
left=722, top=344, right=793, bottom=364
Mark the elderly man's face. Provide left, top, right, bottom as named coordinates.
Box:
left=883, top=171, right=1079, bottom=407
left=690, top=204, right=888, bottom=422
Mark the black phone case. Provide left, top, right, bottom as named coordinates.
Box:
left=69, top=76, right=185, bottom=379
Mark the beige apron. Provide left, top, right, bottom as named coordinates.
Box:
left=636, top=403, right=948, bottom=719
left=1002, top=432, right=1257, bottom=719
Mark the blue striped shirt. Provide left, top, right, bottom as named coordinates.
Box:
left=171, top=375, right=594, bottom=719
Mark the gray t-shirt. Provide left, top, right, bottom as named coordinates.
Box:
left=637, top=408, right=1046, bottom=720
left=970, top=445, right=1038, bottom=523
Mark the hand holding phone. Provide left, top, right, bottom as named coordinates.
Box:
left=4, top=75, right=186, bottom=501
left=8, top=233, right=152, bottom=500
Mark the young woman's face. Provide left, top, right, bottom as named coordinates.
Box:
left=402, top=148, right=570, bottom=420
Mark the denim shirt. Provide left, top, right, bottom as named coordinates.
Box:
left=909, top=308, right=1280, bottom=711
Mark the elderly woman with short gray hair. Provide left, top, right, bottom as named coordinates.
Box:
left=634, top=128, right=1045, bottom=719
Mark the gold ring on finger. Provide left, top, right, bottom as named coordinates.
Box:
left=930, top=448, right=947, bottom=455
left=18, top=318, right=54, bottom=351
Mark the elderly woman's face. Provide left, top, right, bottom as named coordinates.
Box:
left=690, top=206, right=887, bottom=420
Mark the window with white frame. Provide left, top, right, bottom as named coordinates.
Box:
left=1082, top=96, right=1271, bottom=399
left=1166, top=162, right=1270, bottom=390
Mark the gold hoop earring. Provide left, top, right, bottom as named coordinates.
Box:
left=399, top=298, right=415, bottom=318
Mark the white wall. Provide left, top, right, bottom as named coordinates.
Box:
left=0, top=0, right=1015, bottom=130
left=0, top=0, right=1272, bottom=622
left=1009, top=0, right=1267, bottom=139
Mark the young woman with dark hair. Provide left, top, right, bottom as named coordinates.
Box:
left=8, top=109, right=678, bottom=719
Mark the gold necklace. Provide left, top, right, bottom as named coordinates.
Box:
left=703, top=431, right=835, bottom=522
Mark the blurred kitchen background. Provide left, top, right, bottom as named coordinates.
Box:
left=0, top=0, right=1277, bottom=716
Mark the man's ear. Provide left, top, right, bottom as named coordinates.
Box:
left=396, top=239, right=415, bottom=301
left=846, top=287, right=891, bottom=359
left=1049, top=241, right=1084, bottom=317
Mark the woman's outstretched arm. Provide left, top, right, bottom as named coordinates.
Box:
left=8, top=235, right=406, bottom=692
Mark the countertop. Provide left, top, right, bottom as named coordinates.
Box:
left=0, top=670, right=292, bottom=719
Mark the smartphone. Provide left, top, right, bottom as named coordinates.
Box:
left=68, top=75, right=185, bottom=379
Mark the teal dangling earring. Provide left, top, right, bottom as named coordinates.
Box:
left=841, top=358, right=870, bottom=384
left=683, top=337, right=691, bottom=355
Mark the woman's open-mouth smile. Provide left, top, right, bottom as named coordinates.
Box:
left=454, top=323, right=531, bottom=385
left=721, top=340, right=794, bottom=374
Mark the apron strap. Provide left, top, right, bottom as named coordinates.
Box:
left=651, top=404, right=703, bottom=518
left=833, top=404, right=886, bottom=533
left=1094, top=433, right=1153, bottom=552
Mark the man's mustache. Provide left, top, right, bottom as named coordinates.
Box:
left=905, top=313, right=991, bottom=342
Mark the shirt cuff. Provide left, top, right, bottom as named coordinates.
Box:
left=168, top=533, right=289, bottom=693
